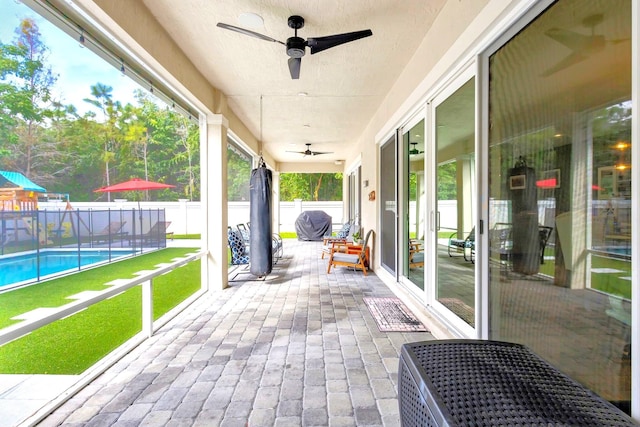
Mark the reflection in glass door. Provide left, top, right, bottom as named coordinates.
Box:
left=486, top=0, right=631, bottom=412
left=403, top=119, right=425, bottom=290
left=433, top=78, right=476, bottom=327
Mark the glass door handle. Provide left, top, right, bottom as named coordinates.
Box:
left=430, top=211, right=441, bottom=231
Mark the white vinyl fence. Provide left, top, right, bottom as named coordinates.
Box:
left=39, top=199, right=464, bottom=235
left=39, top=199, right=347, bottom=235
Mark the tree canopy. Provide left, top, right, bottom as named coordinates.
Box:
left=0, top=18, right=199, bottom=202
left=1, top=18, right=345, bottom=204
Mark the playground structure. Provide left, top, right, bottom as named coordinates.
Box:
left=0, top=170, right=47, bottom=212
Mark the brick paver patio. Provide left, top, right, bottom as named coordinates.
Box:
left=38, top=239, right=434, bottom=426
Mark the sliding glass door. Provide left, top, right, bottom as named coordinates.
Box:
left=486, top=0, right=632, bottom=412
left=380, top=136, right=397, bottom=274
left=401, top=117, right=426, bottom=290
left=432, top=75, right=476, bottom=329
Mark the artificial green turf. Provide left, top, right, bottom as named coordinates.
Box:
left=0, top=248, right=196, bottom=329
left=591, top=255, right=631, bottom=299
left=522, top=247, right=630, bottom=299
left=173, top=234, right=201, bottom=239
left=0, top=249, right=202, bottom=374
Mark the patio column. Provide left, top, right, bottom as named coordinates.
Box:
left=456, top=155, right=476, bottom=235
left=202, top=114, right=229, bottom=290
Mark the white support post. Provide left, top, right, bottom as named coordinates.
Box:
left=205, top=114, right=229, bottom=290
left=272, top=171, right=281, bottom=234
left=142, top=279, right=153, bottom=338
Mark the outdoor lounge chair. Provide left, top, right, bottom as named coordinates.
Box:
left=91, top=221, right=127, bottom=244
left=448, top=227, right=475, bottom=262
left=139, top=221, right=172, bottom=244
left=327, top=229, right=373, bottom=276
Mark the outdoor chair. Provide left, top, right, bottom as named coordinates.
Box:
left=327, top=229, right=373, bottom=276
left=490, top=223, right=553, bottom=271
left=409, top=239, right=424, bottom=268
left=321, top=222, right=359, bottom=259
left=489, top=222, right=513, bottom=268
left=228, top=228, right=249, bottom=265
left=272, top=233, right=283, bottom=263
left=237, top=223, right=250, bottom=245
left=91, top=221, right=127, bottom=244
left=139, top=221, right=172, bottom=244
left=448, top=227, right=475, bottom=262
left=539, top=226, right=553, bottom=264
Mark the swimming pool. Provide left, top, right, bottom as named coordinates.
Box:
left=0, top=249, right=136, bottom=288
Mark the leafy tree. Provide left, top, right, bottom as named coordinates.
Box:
left=227, top=145, right=251, bottom=201
left=280, top=173, right=342, bottom=201
left=437, top=162, right=457, bottom=200
left=84, top=83, right=123, bottom=199
left=0, top=18, right=62, bottom=184
left=0, top=18, right=201, bottom=202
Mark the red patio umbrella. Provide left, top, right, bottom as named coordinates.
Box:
left=94, top=178, right=176, bottom=235
left=94, top=178, right=175, bottom=194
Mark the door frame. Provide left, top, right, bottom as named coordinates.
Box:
left=427, top=64, right=477, bottom=337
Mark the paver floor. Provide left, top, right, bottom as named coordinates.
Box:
left=36, top=239, right=434, bottom=426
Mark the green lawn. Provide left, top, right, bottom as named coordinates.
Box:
left=0, top=248, right=201, bottom=374
left=538, top=248, right=630, bottom=299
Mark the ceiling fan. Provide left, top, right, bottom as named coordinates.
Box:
left=542, top=13, right=628, bottom=77
left=287, top=143, right=333, bottom=156
left=217, top=15, right=372, bottom=79
left=409, top=142, right=424, bottom=156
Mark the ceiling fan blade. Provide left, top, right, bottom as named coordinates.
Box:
left=288, top=57, right=301, bottom=79
left=544, top=28, right=595, bottom=52
left=541, top=51, right=587, bottom=77
left=217, top=23, right=284, bottom=45
left=307, top=29, right=373, bottom=54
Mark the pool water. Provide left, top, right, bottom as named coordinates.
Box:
left=0, top=250, right=135, bottom=288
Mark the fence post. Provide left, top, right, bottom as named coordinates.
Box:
left=142, top=279, right=153, bottom=338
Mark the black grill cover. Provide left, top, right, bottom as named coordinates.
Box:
left=295, top=211, right=331, bottom=241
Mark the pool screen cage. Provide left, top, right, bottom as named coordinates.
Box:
left=0, top=208, right=168, bottom=257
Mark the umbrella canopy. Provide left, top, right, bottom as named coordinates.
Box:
left=94, top=178, right=175, bottom=194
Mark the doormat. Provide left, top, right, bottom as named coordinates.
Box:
left=363, top=297, right=428, bottom=332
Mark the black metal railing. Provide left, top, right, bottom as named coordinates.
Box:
left=0, top=208, right=168, bottom=289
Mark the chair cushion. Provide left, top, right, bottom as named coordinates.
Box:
left=332, top=253, right=360, bottom=264
left=228, top=229, right=249, bottom=265
left=335, top=223, right=351, bottom=239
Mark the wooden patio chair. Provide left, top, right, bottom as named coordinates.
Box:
left=327, top=229, right=373, bottom=276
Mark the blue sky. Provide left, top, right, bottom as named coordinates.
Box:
left=1, top=0, right=141, bottom=115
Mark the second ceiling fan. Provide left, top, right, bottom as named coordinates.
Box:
left=287, top=143, right=333, bottom=157
left=217, top=15, right=372, bottom=79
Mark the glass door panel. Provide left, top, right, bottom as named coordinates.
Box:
left=380, top=136, right=397, bottom=274
left=434, top=78, right=476, bottom=327
left=487, top=0, right=631, bottom=412
left=404, top=119, right=425, bottom=290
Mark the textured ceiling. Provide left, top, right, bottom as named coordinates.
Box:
left=141, top=0, right=447, bottom=164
